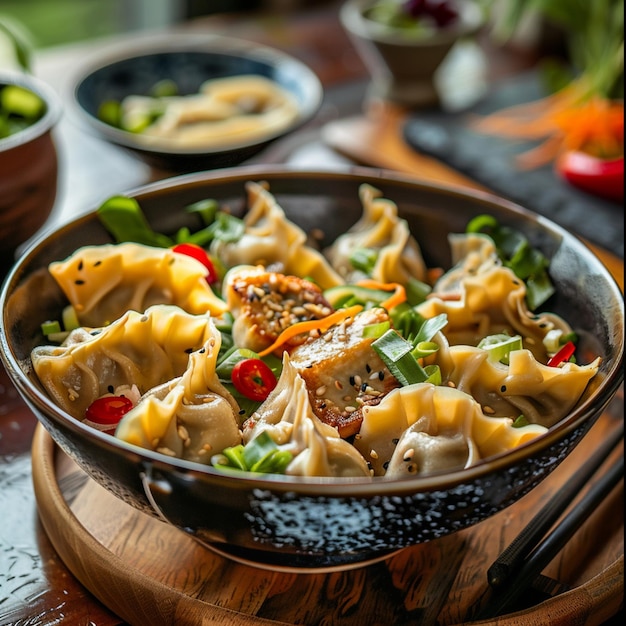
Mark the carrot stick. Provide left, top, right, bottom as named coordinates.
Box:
left=257, top=304, right=363, bottom=357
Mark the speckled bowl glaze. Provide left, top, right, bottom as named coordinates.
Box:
left=1, top=166, right=623, bottom=571
left=0, top=70, right=61, bottom=270
left=70, top=34, right=323, bottom=173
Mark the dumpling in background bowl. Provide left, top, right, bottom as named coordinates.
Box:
left=70, top=34, right=324, bottom=172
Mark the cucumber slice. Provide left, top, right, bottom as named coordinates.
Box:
left=0, top=85, right=45, bottom=119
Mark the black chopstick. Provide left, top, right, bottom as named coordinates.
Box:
left=476, top=434, right=624, bottom=619
left=487, top=421, right=624, bottom=590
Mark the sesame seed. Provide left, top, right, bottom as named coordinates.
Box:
left=370, top=450, right=379, bottom=459
left=403, top=449, right=415, bottom=461
left=334, top=380, right=343, bottom=390
left=345, top=406, right=357, bottom=413
left=483, top=405, right=496, bottom=414
left=316, top=385, right=327, bottom=396
left=500, top=385, right=507, bottom=392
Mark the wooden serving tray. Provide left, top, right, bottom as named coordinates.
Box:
left=32, top=405, right=623, bottom=626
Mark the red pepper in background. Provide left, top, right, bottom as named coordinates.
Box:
left=555, top=151, right=624, bottom=203
left=171, top=242, right=218, bottom=284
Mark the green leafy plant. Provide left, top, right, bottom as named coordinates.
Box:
left=0, top=17, right=33, bottom=71
left=489, top=0, right=624, bottom=99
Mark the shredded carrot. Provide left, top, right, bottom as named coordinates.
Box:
left=471, top=80, right=624, bottom=169
left=257, top=304, right=363, bottom=357
left=355, top=279, right=407, bottom=310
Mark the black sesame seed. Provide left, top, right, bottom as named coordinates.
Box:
left=74, top=279, right=85, bottom=285
left=360, top=383, right=367, bottom=392
left=365, top=364, right=372, bottom=373
left=78, top=260, right=83, bottom=271
left=94, top=260, right=102, bottom=267
left=392, top=438, right=399, bottom=445
left=500, top=385, right=507, bottom=392
left=378, top=371, right=384, bottom=380
left=185, top=348, right=193, bottom=354
left=383, top=461, right=389, bottom=470
left=239, top=409, right=246, bottom=415
left=349, top=376, right=356, bottom=386
left=107, top=385, right=114, bottom=393
left=199, top=348, right=206, bottom=354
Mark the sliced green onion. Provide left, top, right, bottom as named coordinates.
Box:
left=350, top=247, right=378, bottom=274
left=324, top=284, right=391, bottom=309
left=405, top=276, right=432, bottom=305
left=512, top=415, right=530, bottom=428
left=215, top=431, right=293, bottom=474
left=478, top=333, right=523, bottom=364
left=62, top=305, right=80, bottom=332
left=362, top=321, right=391, bottom=338
left=413, top=313, right=447, bottom=344
left=372, top=329, right=429, bottom=386
left=221, top=445, right=247, bottom=470
left=41, top=320, right=61, bottom=336
left=423, top=364, right=442, bottom=385
left=411, top=340, right=439, bottom=360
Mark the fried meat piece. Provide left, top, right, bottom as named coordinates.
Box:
left=224, top=266, right=334, bottom=354
left=289, top=307, right=400, bottom=438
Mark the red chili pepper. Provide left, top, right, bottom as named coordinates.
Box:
left=85, top=395, right=134, bottom=434
left=171, top=242, right=218, bottom=284
left=555, top=151, right=624, bottom=203
left=547, top=341, right=576, bottom=367
left=231, top=358, right=277, bottom=402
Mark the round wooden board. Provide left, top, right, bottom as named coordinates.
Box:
left=31, top=415, right=623, bottom=626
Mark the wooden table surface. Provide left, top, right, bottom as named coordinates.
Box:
left=0, top=3, right=623, bottom=625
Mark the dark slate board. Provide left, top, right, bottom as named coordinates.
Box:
left=403, top=71, right=624, bottom=258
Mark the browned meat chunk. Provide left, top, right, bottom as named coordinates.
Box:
left=289, top=307, right=400, bottom=438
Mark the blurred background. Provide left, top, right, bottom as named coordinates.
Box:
left=0, top=1, right=333, bottom=51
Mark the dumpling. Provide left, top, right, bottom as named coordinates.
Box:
left=31, top=305, right=218, bottom=420
left=48, top=241, right=227, bottom=327
left=242, top=354, right=371, bottom=478
left=222, top=265, right=334, bottom=354
left=416, top=233, right=572, bottom=359
left=210, top=181, right=343, bottom=290
left=324, top=183, right=427, bottom=285
left=438, top=344, right=601, bottom=428
left=355, top=382, right=547, bottom=477
left=115, top=334, right=241, bottom=464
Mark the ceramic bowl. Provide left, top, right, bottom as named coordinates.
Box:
left=0, top=70, right=61, bottom=270
left=70, top=34, right=323, bottom=173
left=1, top=166, right=623, bottom=572
left=340, top=0, right=485, bottom=107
